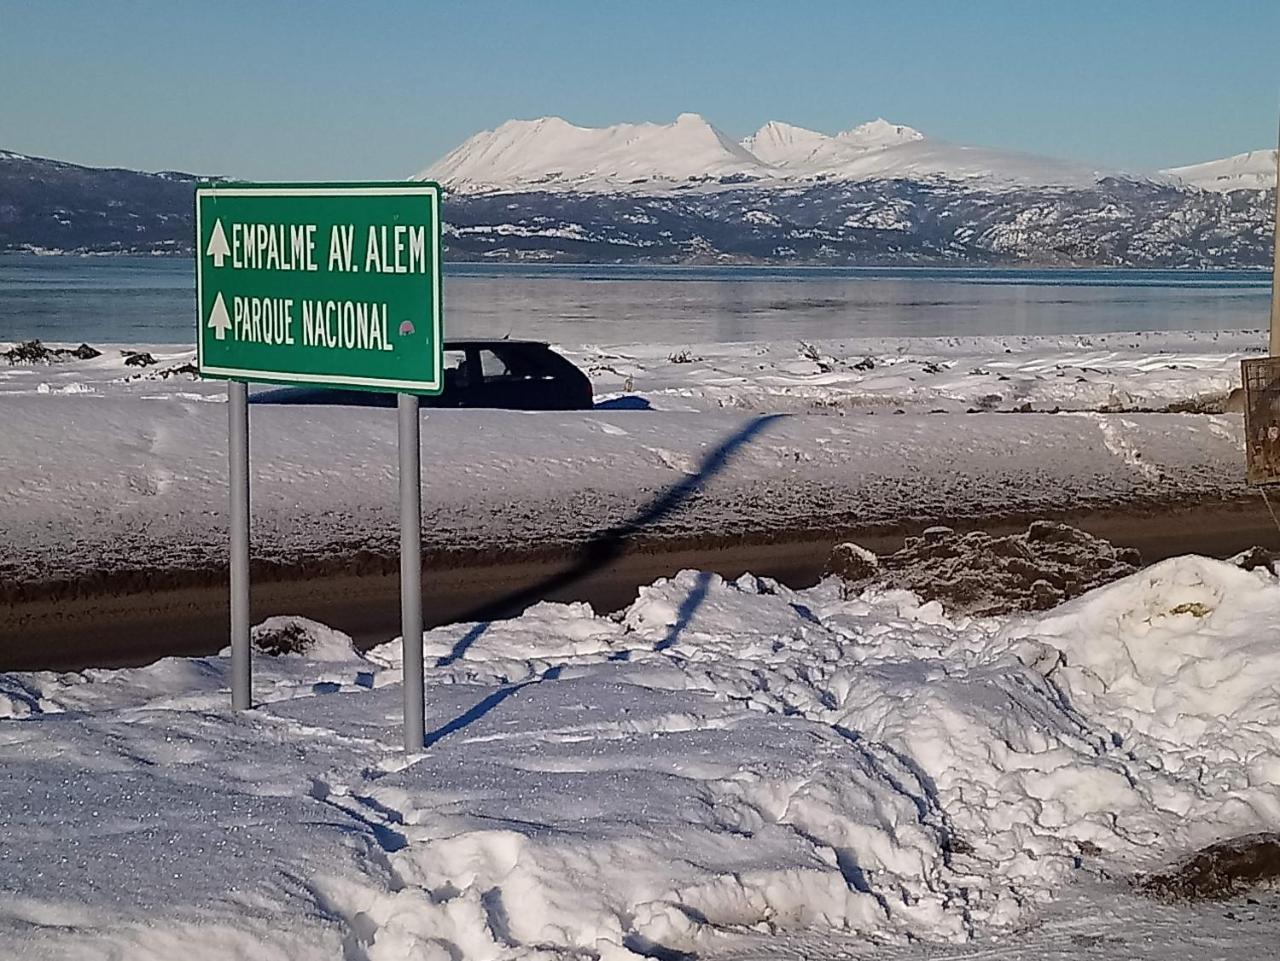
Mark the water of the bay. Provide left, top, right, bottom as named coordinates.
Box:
left=0, top=255, right=1271, bottom=346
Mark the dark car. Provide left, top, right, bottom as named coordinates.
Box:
left=251, top=340, right=593, bottom=410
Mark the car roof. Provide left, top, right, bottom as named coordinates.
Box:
left=443, top=339, right=551, bottom=349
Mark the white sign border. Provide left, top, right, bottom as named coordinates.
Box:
left=195, top=183, right=444, bottom=393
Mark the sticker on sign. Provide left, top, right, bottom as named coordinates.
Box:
left=196, top=182, right=444, bottom=393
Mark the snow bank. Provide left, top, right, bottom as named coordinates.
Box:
left=1006, top=556, right=1280, bottom=799
left=4, top=559, right=1280, bottom=957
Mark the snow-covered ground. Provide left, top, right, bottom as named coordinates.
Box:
left=0, top=330, right=1260, bottom=591
left=3, top=329, right=1260, bottom=413
left=4, top=555, right=1280, bottom=958
left=577, top=328, right=1257, bottom=415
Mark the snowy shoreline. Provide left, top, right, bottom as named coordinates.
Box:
left=0, top=404, right=1251, bottom=597
left=0, top=330, right=1258, bottom=597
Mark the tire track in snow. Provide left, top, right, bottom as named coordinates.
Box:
left=1064, top=413, right=1166, bottom=484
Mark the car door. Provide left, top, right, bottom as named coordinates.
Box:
left=509, top=346, right=572, bottom=409
left=471, top=346, right=527, bottom=408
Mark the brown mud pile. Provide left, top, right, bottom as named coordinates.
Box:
left=252, top=618, right=321, bottom=657
left=1140, top=835, right=1280, bottom=901
left=829, top=521, right=1143, bottom=616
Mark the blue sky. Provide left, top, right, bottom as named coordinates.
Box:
left=2, top=0, right=1277, bottom=179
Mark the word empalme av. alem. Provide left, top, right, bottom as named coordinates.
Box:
left=217, top=221, right=431, bottom=276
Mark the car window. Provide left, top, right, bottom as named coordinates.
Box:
left=494, top=346, right=559, bottom=380
left=477, top=349, right=512, bottom=381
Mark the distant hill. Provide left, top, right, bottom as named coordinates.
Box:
left=0, top=150, right=200, bottom=254
left=1, top=118, right=1275, bottom=267
left=437, top=178, right=1272, bottom=269
left=418, top=114, right=1274, bottom=268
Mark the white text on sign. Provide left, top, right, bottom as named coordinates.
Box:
left=211, top=219, right=429, bottom=275
left=227, top=296, right=395, bottom=352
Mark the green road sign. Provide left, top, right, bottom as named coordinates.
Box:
left=196, top=183, right=443, bottom=393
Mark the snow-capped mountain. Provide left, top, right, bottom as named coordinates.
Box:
left=837, top=118, right=927, bottom=150
left=421, top=114, right=1111, bottom=193
left=745, top=120, right=1102, bottom=189
left=739, top=120, right=849, bottom=168
left=740, top=117, right=1097, bottom=186
left=421, top=113, right=777, bottom=194
left=412, top=114, right=1273, bottom=268
left=1163, top=149, right=1278, bottom=192
left=741, top=119, right=925, bottom=170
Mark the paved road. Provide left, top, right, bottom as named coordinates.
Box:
left=3, top=496, right=1277, bottom=671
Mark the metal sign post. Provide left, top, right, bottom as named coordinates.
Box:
left=399, top=394, right=424, bottom=751
left=229, top=379, right=251, bottom=710
left=196, top=182, right=443, bottom=747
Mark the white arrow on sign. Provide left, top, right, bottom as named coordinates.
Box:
left=208, top=292, right=232, bottom=341
left=206, top=218, right=230, bottom=267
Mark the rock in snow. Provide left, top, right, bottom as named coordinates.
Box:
left=4, top=556, right=1280, bottom=957
left=246, top=615, right=363, bottom=660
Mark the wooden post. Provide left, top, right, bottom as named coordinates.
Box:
left=1270, top=115, right=1280, bottom=356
